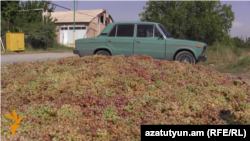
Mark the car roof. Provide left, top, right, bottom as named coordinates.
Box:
left=100, top=21, right=160, bottom=34
left=109, top=21, right=159, bottom=24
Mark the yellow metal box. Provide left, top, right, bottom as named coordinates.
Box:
left=6, top=32, right=25, bottom=51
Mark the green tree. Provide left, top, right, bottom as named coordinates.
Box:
left=139, top=1, right=235, bottom=45
left=1, top=17, right=8, bottom=36
left=245, top=37, right=250, bottom=48
left=1, top=1, right=21, bottom=49
left=220, top=35, right=234, bottom=46
left=14, top=0, right=57, bottom=49
left=17, top=0, right=55, bottom=26
left=1, top=17, right=9, bottom=49
left=0, top=0, right=20, bottom=22
left=232, top=36, right=246, bottom=48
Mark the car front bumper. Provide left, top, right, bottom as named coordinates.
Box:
left=197, top=55, right=208, bottom=62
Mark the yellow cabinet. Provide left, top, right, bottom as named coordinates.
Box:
left=6, top=32, right=25, bottom=51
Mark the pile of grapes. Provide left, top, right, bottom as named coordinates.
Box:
left=1, top=55, right=250, bottom=140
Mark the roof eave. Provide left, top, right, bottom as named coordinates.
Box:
left=55, top=21, right=90, bottom=24
left=109, top=14, right=114, bottom=22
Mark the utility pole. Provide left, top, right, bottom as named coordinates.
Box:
left=46, top=1, right=48, bottom=24
left=46, top=1, right=48, bottom=12
left=73, top=0, right=75, bottom=49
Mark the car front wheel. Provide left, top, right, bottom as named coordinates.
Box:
left=95, top=50, right=111, bottom=56
left=175, top=51, right=196, bottom=64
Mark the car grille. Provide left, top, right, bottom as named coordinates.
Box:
left=202, top=45, right=207, bottom=56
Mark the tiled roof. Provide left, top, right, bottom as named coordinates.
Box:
left=49, top=9, right=105, bottom=23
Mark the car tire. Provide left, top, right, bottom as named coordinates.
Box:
left=95, top=50, right=111, bottom=56
left=175, top=51, right=196, bottom=64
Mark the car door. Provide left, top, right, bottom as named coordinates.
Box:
left=106, top=24, right=135, bottom=56
left=133, top=24, right=165, bottom=59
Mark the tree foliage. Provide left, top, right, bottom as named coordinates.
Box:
left=17, top=0, right=55, bottom=26
left=1, top=0, right=58, bottom=49
left=244, top=37, right=250, bottom=48
left=232, top=37, right=250, bottom=48
left=15, top=0, right=57, bottom=49
left=1, top=1, right=20, bottom=23
left=233, top=37, right=245, bottom=48
left=139, top=1, right=235, bottom=45
left=1, top=17, right=9, bottom=38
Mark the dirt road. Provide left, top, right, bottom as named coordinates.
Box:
left=1, top=52, right=77, bottom=65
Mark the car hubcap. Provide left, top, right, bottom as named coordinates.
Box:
left=180, top=55, right=192, bottom=63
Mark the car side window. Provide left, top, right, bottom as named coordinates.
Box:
left=116, top=25, right=134, bottom=37
left=137, top=25, right=153, bottom=38
left=137, top=25, right=162, bottom=38
left=108, top=26, right=116, bottom=37
left=154, top=26, right=162, bottom=38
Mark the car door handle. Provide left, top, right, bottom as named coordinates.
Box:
left=135, top=40, right=141, bottom=43
left=107, top=40, right=112, bottom=42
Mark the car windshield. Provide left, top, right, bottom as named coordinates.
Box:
left=158, top=24, right=172, bottom=38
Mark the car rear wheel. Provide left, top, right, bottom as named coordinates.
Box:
left=78, top=54, right=83, bottom=57
left=175, top=51, right=196, bottom=64
left=95, top=50, right=111, bottom=56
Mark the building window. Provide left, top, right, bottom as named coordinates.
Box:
left=68, top=27, right=86, bottom=30
left=100, top=16, right=104, bottom=24
left=61, top=27, right=68, bottom=30
left=74, top=27, right=80, bottom=30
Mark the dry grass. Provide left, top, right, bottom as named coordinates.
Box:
left=199, top=43, right=250, bottom=76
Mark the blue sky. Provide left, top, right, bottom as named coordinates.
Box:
left=52, top=1, right=250, bottom=38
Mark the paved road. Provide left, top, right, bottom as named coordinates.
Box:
left=1, top=52, right=77, bottom=65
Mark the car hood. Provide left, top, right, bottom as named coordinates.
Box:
left=75, top=37, right=96, bottom=43
left=168, top=38, right=206, bottom=46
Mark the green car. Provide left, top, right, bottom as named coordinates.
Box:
left=73, top=22, right=208, bottom=64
